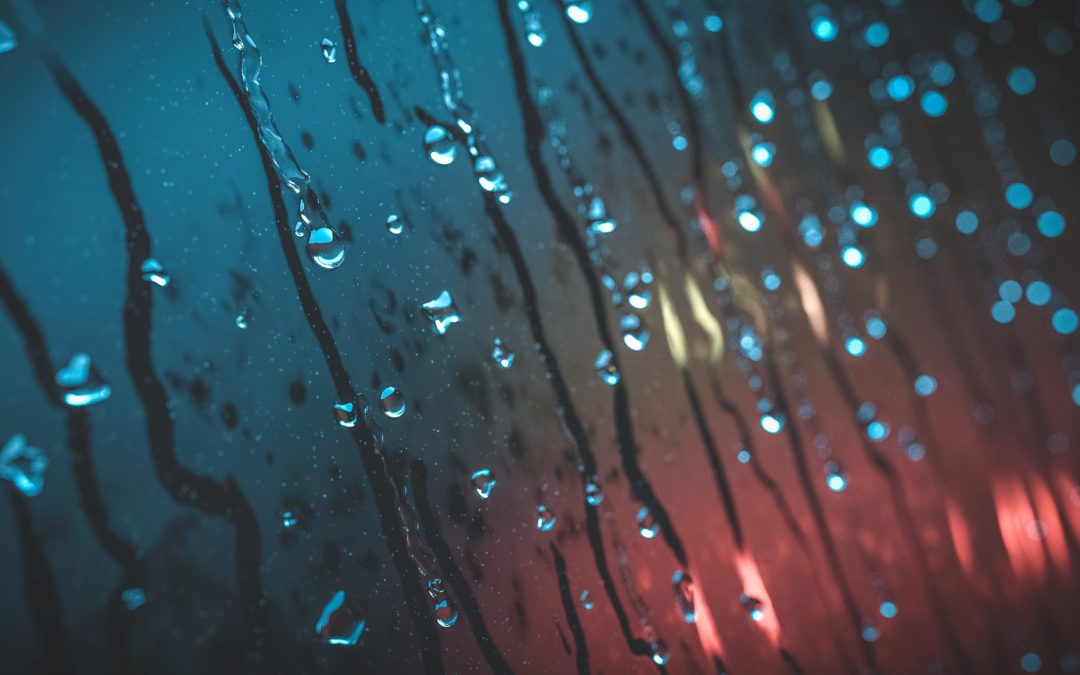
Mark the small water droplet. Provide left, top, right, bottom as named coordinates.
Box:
left=333, top=401, right=358, bottom=428
left=235, top=311, right=249, bottom=329
left=636, top=506, right=659, bottom=539
left=307, top=227, right=345, bottom=269
left=471, top=469, right=496, bottom=499
left=386, top=213, right=404, bottom=235
left=316, top=590, right=366, bottom=646
left=140, top=258, right=170, bottom=287
left=586, top=196, right=616, bottom=234
left=379, top=386, right=406, bottom=418
left=585, top=479, right=604, bottom=506
left=422, top=291, right=462, bottom=335
left=281, top=510, right=299, bottom=528
left=594, top=349, right=620, bottom=385
left=0, top=21, right=17, bottom=54
left=492, top=338, right=516, bottom=368
left=624, top=272, right=651, bottom=309
left=121, top=587, right=145, bottom=611
left=620, top=313, right=650, bottom=351
left=563, top=1, right=592, bottom=24
left=740, top=593, right=765, bottom=622
left=650, top=639, right=670, bottom=665
left=320, top=38, right=337, bottom=63
left=0, top=434, right=47, bottom=497
left=535, top=505, right=557, bottom=532
left=673, top=571, right=696, bottom=623
left=424, top=125, right=457, bottom=165
left=55, top=353, right=112, bottom=407
left=579, top=590, right=594, bottom=610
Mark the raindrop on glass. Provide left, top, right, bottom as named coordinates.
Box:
left=535, top=505, right=557, bottom=532
left=421, top=291, right=462, bottom=335
left=306, top=227, right=345, bottom=269
left=636, top=506, right=659, bottom=539
left=0, top=434, right=47, bottom=498
left=673, top=570, right=696, bottom=623
left=333, top=401, right=358, bottom=428
left=140, top=258, right=170, bottom=287
left=315, top=590, right=366, bottom=646
left=320, top=38, right=337, bottom=63
left=424, top=125, right=457, bottom=166
left=471, top=469, right=496, bottom=499
left=491, top=338, right=516, bottom=369
left=55, top=353, right=112, bottom=407
left=594, top=349, right=620, bottom=385
left=379, top=386, right=406, bottom=418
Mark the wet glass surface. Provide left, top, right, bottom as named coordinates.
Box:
left=2, top=0, right=1080, bottom=673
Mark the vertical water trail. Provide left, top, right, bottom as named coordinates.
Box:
left=495, top=0, right=689, bottom=568
left=551, top=544, right=591, bottom=675
left=410, top=461, right=514, bottom=672
left=38, top=48, right=278, bottom=673
left=204, top=24, right=448, bottom=674
left=333, top=0, right=385, bottom=123
left=551, top=0, right=688, bottom=260
left=223, top=0, right=345, bottom=269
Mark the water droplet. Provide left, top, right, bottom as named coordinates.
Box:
left=650, top=639, right=670, bottom=665
left=563, top=1, right=592, bottom=24
left=879, top=601, right=898, bottom=619
left=636, top=506, right=659, bottom=539
left=434, top=598, right=459, bottom=628
left=620, top=313, right=650, bottom=351
left=585, top=480, right=604, bottom=506
left=421, top=291, right=462, bottom=335
left=673, top=571, right=696, bottom=623
left=759, top=411, right=785, bottom=434
left=315, top=590, right=366, bottom=646
left=579, top=589, right=594, bottom=610
left=0, top=434, right=47, bottom=498
left=0, top=21, right=17, bottom=54
left=379, top=386, right=406, bottom=418
left=860, top=619, right=880, bottom=642
left=586, top=196, right=616, bottom=234
left=333, top=401, right=358, bottom=428
left=535, top=505, right=557, bottom=532
left=140, top=258, right=170, bottom=287
left=471, top=469, right=496, bottom=499
left=491, top=338, right=516, bottom=368
left=55, top=353, right=112, bottom=407
left=121, top=588, right=145, bottom=611
left=740, top=593, right=765, bottom=622
left=594, top=349, right=620, bottom=385
left=424, top=125, right=457, bottom=165
left=474, top=155, right=510, bottom=201
left=624, top=272, right=651, bottom=309
left=320, top=38, right=337, bottom=63
left=825, top=462, right=848, bottom=492
left=235, top=311, right=249, bottom=329
left=386, top=214, right=404, bottom=235
left=306, top=227, right=345, bottom=269
left=281, top=510, right=299, bottom=528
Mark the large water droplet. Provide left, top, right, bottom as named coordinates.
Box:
left=315, top=590, right=366, bottom=646
left=422, top=291, right=462, bottom=335
left=636, top=506, right=659, bottom=539
left=0, top=21, right=16, bottom=54
left=0, top=434, right=47, bottom=497
left=307, top=227, right=345, bottom=269
left=320, top=38, right=337, bottom=63
left=471, top=469, right=496, bottom=499
left=673, top=571, right=696, bottom=623
left=492, top=338, right=516, bottom=368
left=55, top=353, right=112, bottom=407
left=333, top=401, right=358, bottom=428
left=535, top=505, right=557, bottom=531
left=424, top=125, right=457, bottom=165
left=140, top=258, right=170, bottom=287
left=594, top=349, right=620, bottom=385
left=624, top=272, right=651, bottom=309
left=620, top=313, right=650, bottom=351
left=379, top=386, right=406, bottom=418
left=586, top=196, right=616, bottom=234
